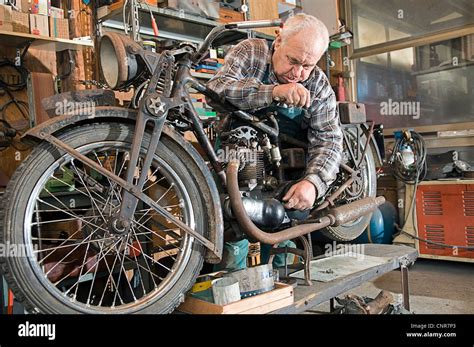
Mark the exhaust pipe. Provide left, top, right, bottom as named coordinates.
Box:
left=226, top=160, right=385, bottom=245
left=327, top=196, right=386, bottom=226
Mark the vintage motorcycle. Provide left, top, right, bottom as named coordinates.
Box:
left=0, top=19, right=384, bottom=313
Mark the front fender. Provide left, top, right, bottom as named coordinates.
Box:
left=24, top=106, right=224, bottom=263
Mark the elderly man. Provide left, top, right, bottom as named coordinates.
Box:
left=207, top=13, right=343, bottom=270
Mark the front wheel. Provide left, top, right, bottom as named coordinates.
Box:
left=0, top=123, right=211, bottom=313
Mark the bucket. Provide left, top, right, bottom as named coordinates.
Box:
left=211, top=277, right=241, bottom=305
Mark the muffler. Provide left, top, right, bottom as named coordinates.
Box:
left=327, top=196, right=386, bottom=226
left=226, top=160, right=385, bottom=245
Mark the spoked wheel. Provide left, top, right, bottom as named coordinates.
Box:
left=320, top=125, right=377, bottom=241
left=0, top=123, right=210, bottom=313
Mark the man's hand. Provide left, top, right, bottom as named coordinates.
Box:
left=272, top=83, right=311, bottom=108
left=282, top=180, right=317, bottom=211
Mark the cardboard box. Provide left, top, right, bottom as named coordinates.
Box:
left=29, top=13, right=48, bottom=35
left=49, top=5, right=63, bottom=18
left=0, top=4, right=13, bottom=31
left=49, top=16, right=68, bottom=39
left=11, top=9, right=28, bottom=32
left=21, top=0, right=29, bottom=13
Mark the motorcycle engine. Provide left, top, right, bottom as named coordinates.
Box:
left=220, top=124, right=290, bottom=231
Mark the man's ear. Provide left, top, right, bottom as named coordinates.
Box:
left=274, top=35, right=282, bottom=49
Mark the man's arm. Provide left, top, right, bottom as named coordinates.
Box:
left=206, top=39, right=274, bottom=110
left=303, top=71, right=343, bottom=199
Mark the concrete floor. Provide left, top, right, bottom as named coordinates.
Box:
left=305, top=258, right=474, bottom=314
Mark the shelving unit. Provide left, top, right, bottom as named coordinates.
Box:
left=97, top=3, right=275, bottom=45
left=0, top=30, right=93, bottom=51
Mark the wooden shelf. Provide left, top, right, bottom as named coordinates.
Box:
left=0, top=30, right=93, bottom=51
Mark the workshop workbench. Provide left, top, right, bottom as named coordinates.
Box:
left=271, top=244, right=418, bottom=314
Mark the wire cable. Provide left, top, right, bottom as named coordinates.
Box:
left=391, top=134, right=473, bottom=250
left=0, top=59, right=30, bottom=151
left=389, top=130, right=427, bottom=185
left=0, top=59, right=29, bottom=91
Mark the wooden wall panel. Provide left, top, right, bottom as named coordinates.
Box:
left=247, top=0, right=279, bottom=37
left=0, top=46, right=53, bottom=184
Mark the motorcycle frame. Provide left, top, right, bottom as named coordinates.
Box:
left=24, top=20, right=382, bottom=257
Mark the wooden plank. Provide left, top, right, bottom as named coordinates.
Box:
left=219, top=282, right=293, bottom=311
left=178, top=282, right=293, bottom=314
left=247, top=0, right=279, bottom=37
left=0, top=30, right=93, bottom=51
left=241, top=296, right=294, bottom=314
left=153, top=247, right=179, bottom=261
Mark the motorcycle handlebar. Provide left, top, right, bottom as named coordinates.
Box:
left=192, top=19, right=282, bottom=64
left=224, top=19, right=282, bottom=30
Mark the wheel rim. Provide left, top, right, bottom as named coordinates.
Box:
left=23, top=140, right=196, bottom=313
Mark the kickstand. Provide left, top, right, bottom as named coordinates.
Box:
left=268, top=236, right=313, bottom=286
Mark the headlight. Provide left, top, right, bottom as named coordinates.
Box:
left=99, top=32, right=141, bottom=90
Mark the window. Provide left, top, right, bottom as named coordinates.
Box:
left=349, top=0, right=474, bottom=128
left=355, top=35, right=474, bottom=128
left=352, top=0, right=474, bottom=49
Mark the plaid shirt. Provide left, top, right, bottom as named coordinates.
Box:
left=206, top=38, right=343, bottom=199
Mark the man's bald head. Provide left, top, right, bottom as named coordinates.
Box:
left=272, top=13, right=329, bottom=84
left=279, top=14, right=329, bottom=60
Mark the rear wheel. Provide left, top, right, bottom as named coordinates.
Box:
left=0, top=123, right=210, bottom=313
left=320, top=126, right=377, bottom=241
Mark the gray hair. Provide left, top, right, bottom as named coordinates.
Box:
left=280, top=13, right=329, bottom=55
